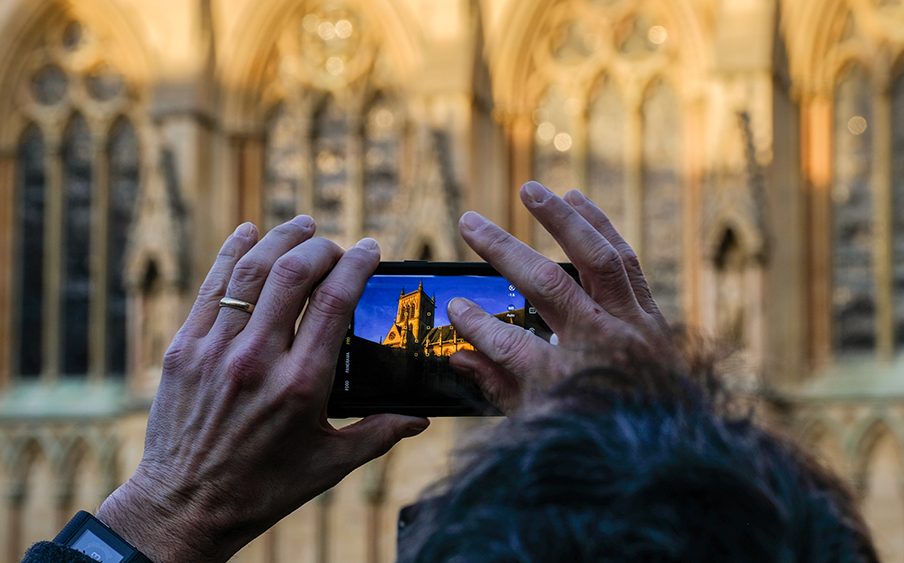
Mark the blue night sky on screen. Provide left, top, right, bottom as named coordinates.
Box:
left=353, top=275, right=525, bottom=344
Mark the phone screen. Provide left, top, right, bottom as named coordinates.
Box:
left=328, top=262, right=568, bottom=417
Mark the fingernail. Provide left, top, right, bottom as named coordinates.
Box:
left=235, top=222, right=256, bottom=237
left=403, top=419, right=430, bottom=437
left=354, top=237, right=379, bottom=251
left=292, top=215, right=315, bottom=231
left=460, top=211, right=485, bottom=232
left=448, top=297, right=473, bottom=317
left=565, top=189, right=589, bottom=205
left=523, top=181, right=551, bottom=204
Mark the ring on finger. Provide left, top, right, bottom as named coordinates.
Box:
left=219, top=297, right=256, bottom=314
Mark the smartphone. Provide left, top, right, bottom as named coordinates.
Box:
left=327, top=261, right=579, bottom=417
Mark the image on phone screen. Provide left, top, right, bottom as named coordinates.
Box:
left=329, top=263, right=568, bottom=417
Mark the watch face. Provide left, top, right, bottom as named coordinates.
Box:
left=70, top=530, right=125, bottom=563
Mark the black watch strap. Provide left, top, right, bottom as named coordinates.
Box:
left=55, top=511, right=155, bottom=563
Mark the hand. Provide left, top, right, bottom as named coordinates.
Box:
left=448, top=181, right=681, bottom=414
left=95, top=217, right=429, bottom=563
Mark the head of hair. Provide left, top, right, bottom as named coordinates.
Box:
left=397, top=356, right=878, bottom=563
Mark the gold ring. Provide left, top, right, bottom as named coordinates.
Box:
left=219, top=297, right=255, bottom=313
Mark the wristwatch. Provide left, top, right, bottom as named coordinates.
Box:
left=54, top=511, right=155, bottom=563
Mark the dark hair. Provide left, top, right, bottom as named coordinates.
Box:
left=397, top=363, right=878, bottom=563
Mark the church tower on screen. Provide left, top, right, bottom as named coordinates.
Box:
left=384, top=281, right=435, bottom=349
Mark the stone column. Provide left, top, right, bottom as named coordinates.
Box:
left=506, top=113, right=534, bottom=244
left=801, top=94, right=833, bottom=369
left=871, top=74, right=893, bottom=361
left=233, top=134, right=264, bottom=227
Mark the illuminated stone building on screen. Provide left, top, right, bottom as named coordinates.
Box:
left=2, top=0, right=904, bottom=561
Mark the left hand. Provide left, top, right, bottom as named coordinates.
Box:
left=95, top=217, right=429, bottom=563
left=447, top=182, right=681, bottom=414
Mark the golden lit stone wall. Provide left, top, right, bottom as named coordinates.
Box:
left=2, top=0, right=904, bottom=561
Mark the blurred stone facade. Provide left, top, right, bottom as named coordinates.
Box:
left=1, top=0, right=904, bottom=561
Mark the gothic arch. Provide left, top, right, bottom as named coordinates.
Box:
left=219, top=0, right=423, bottom=133
left=798, top=417, right=850, bottom=478
left=487, top=0, right=708, bottom=116
left=786, top=0, right=904, bottom=96
left=851, top=415, right=904, bottom=484
left=0, top=0, right=154, bottom=149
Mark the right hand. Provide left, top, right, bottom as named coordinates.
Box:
left=448, top=181, right=681, bottom=414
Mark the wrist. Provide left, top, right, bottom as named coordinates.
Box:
left=95, top=472, right=224, bottom=563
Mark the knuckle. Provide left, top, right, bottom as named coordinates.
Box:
left=585, top=243, right=624, bottom=276
left=231, top=257, right=269, bottom=287
left=162, top=335, right=192, bottom=373
left=224, top=346, right=265, bottom=386
left=196, top=276, right=228, bottom=304
left=620, top=248, right=644, bottom=277
left=534, top=261, right=574, bottom=302
left=309, top=281, right=354, bottom=319
left=489, top=325, right=530, bottom=363
left=270, top=254, right=313, bottom=288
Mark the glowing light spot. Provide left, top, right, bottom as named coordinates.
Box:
left=537, top=122, right=556, bottom=142
left=565, top=98, right=582, bottom=116
left=318, top=22, right=337, bottom=40
left=303, top=14, right=320, bottom=33
left=648, top=25, right=668, bottom=44
left=374, top=108, right=394, bottom=129
left=335, top=19, right=353, bottom=38
left=554, top=132, right=573, bottom=152
left=532, top=108, right=549, bottom=125
left=848, top=116, right=867, bottom=135
left=326, top=56, right=345, bottom=75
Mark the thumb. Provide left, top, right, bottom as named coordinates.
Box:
left=335, top=414, right=430, bottom=467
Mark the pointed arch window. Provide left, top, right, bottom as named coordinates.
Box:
left=10, top=18, right=142, bottom=381
left=313, top=95, right=350, bottom=237
left=832, top=63, right=875, bottom=353
left=363, top=92, right=402, bottom=232
left=15, top=126, right=46, bottom=378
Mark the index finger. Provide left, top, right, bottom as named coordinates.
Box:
left=458, top=211, right=605, bottom=337
left=291, top=238, right=381, bottom=379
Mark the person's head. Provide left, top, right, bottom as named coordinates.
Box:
left=397, top=364, right=878, bottom=563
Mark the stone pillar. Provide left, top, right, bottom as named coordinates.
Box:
left=506, top=114, right=533, bottom=244
left=871, top=75, right=893, bottom=361
left=801, top=94, right=833, bottom=369
left=6, top=484, right=24, bottom=563
left=233, top=134, right=264, bottom=227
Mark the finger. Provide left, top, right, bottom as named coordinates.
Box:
left=447, top=297, right=550, bottom=386
left=181, top=222, right=259, bottom=339
left=449, top=349, right=522, bottom=414
left=332, top=414, right=430, bottom=472
left=291, top=238, right=381, bottom=378
left=459, top=211, right=604, bottom=335
left=241, top=237, right=345, bottom=358
left=563, top=189, right=665, bottom=322
left=521, top=182, right=641, bottom=321
left=213, top=215, right=316, bottom=340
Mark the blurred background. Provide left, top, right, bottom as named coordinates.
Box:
left=1, top=0, right=904, bottom=560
